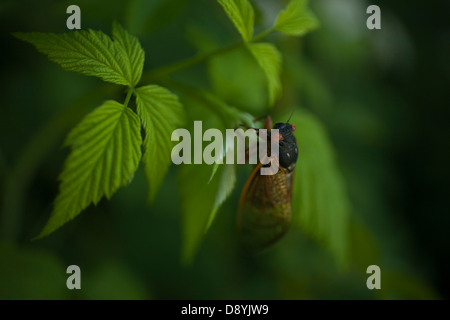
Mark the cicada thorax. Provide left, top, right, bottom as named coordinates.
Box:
left=238, top=118, right=298, bottom=252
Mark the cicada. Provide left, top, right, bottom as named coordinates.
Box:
left=238, top=116, right=298, bottom=251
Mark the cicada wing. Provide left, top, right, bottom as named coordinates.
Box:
left=238, top=166, right=294, bottom=252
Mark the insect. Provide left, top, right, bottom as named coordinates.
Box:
left=237, top=116, right=298, bottom=252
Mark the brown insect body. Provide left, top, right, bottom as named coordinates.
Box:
left=238, top=116, right=298, bottom=252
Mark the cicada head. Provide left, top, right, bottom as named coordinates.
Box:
left=273, top=122, right=298, bottom=173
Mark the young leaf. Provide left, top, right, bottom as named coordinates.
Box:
left=247, top=42, right=282, bottom=106
left=14, top=24, right=144, bottom=87
left=274, top=0, right=319, bottom=36
left=38, top=100, right=142, bottom=238
left=217, top=0, right=254, bottom=42
left=111, top=22, right=145, bottom=86
left=135, top=85, right=184, bottom=201
left=289, top=110, right=350, bottom=267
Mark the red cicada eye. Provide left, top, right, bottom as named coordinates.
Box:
left=291, top=124, right=296, bottom=131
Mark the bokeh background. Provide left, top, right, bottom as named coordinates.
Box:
left=0, top=0, right=449, bottom=299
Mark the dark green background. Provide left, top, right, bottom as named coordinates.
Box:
left=0, top=0, right=448, bottom=299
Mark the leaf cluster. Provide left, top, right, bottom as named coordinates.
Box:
left=14, top=0, right=350, bottom=267
left=15, top=24, right=184, bottom=238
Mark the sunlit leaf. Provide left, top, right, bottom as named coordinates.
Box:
left=135, top=85, right=184, bottom=201
left=14, top=23, right=144, bottom=87
left=275, top=0, right=319, bottom=36
left=217, top=0, right=254, bottom=42
left=111, top=21, right=145, bottom=86
left=38, top=100, right=142, bottom=238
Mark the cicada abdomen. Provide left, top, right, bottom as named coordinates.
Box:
left=237, top=118, right=298, bottom=252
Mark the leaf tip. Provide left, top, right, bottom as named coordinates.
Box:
left=12, top=32, right=30, bottom=42
left=111, top=20, right=124, bottom=33
left=33, top=223, right=55, bottom=241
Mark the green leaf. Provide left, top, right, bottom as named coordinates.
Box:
left=176, top=98, right=238, bottom=264
left=14, top=23, right=144, bottom=87
left=217, top=0, right=254, bottom=42
left=186, top=25, right=267, bottom=111
left=111, top=22, right=145, bottom=86
left=275, top=0, right=319, bottom=36
left=179, top=163, right=236, bottom=264
left=209, top=47, right=268, bottom=112
left=289, top=110, right=350, bottom=267
left=206, top=164, right=236, bottom=230
left=38, top=100, right=142, bottom=238
left=135, top=85, right=184, bottom=201
left=247, top=42, right=282, bottom=106
left=208, top=163, right=221, bottom=183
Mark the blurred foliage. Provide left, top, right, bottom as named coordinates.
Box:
left=0, top=242, right=68, bottom=299
left=289, top=110, right=350, bottom=267
left=0, top=0, right=448, bottom=300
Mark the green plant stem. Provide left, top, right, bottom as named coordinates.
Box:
left=252, top=28, right=274, bottom=42
left=124, top=89, right=133, bottom=107
left=140, top=28, right=274, bottom=83
left=140, top=42, right=243, bottom=84
left=165, top=79, right=232, bottom=119
left=162, top=79, right=253, bottom=128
